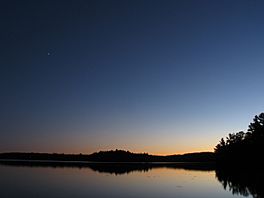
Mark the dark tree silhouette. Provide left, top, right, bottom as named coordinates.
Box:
left=215, top=113, right=264, bottom=165
left=0, top=150, right=215, bottom=162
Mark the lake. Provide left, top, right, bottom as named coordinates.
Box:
left=0, top=162, right=260, bottom=198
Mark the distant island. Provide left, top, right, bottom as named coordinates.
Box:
left=0, top=150, right=215, bottom=163
left=1, top=113, right=263, bottom=166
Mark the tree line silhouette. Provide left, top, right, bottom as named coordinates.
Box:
left=214, top=112, right=264, bottom=165
left=0, top=112, right=263, bottom=165
left=0, top=150, right=215, bottom=162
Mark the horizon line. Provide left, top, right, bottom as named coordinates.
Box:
left=0, top=149, right=214, bottom=156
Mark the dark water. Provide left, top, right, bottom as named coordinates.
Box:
left=0, top=161, right=261, bottom=198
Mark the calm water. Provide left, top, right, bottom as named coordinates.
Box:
left=0, top=162, right=258, bottom=198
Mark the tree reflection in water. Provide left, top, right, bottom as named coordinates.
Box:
left=1, top=160, right=263, bottom=198
left=215, top=168, right=264, bottom=198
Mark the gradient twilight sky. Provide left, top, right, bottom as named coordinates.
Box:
left=1, top=0, right=264, bottom=155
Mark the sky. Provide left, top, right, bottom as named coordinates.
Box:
left=1, top=0, right=264, bottom=155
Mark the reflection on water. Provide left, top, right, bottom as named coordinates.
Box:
left=216, top=168, right=263, bottom=198
left=0, top=161, right=260, bottom=198
left=0, top=160, right=215, bottom=174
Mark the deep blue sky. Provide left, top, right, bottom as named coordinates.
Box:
left=1, top=0, right=264, bottom=154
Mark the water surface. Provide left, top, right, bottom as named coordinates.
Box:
left=0, top=162, right=257, bottom=198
